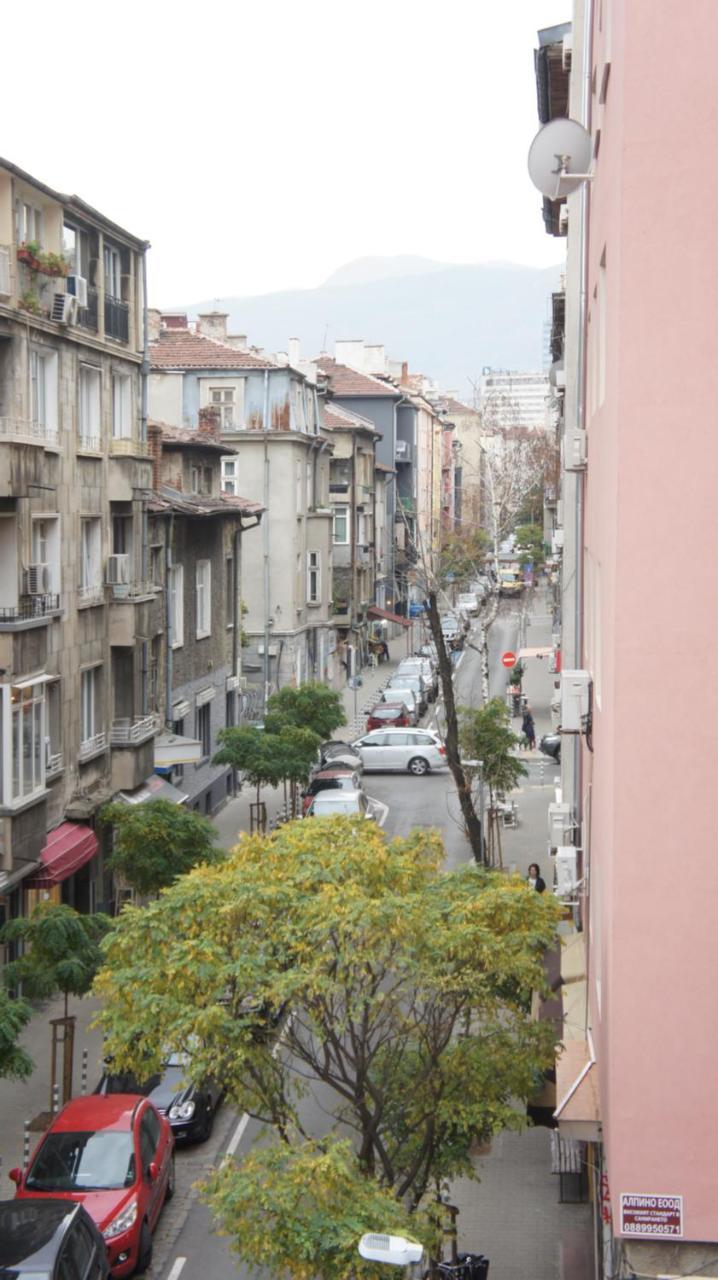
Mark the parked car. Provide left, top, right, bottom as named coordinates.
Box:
left=11, top=1095, right=174, bottom=1278
left=352, top=729, right=447, bottom=775
left=315, top=741, right=364, bottom=775
left=365, top=702, right=412, bottom=731
left=301, top=768, right=363, bottom=814
left=418, top=642, right=439, bottom=661
left=0, top=1198, right=110, bottom=1279
left=457, top=592, right=479, bottom=616
left=379, top=686, right=419, bottom=724
left=306, top=790, right=376, bottom=820
left=539, top=732, right=561, bottom=763
left=95, top=1049, right=223, bottom=1144
left=397, top=657, right=438, bottom=700
left=440, top=618, right=463, bottom=650
left=385, top=674, right=428, bottom=716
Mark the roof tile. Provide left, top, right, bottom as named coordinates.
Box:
left=150, top=329, right=275, bottom=370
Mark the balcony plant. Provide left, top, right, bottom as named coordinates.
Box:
left=19, top=289, right=42, bottom=316
left=17, top=242, right=70, bottom=277
left=17, top=240, right=42, bottom=270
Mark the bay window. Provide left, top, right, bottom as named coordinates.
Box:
left=0, top=678, right=48, bottom=806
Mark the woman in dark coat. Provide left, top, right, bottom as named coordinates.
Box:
left=527, top=862, right=546, bottom=893
left=521, top=707, right=536, bottom=750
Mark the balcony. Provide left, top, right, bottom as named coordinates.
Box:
left=110, top=714, right=160, bottom=747
left=110, top=436, right=150, bottom=458
left=77, top=432, right=102, bottom=453
left=78, top=583, right=104, bottom=607
left=0, top=594, right=62, bottom=630
left=79, top=730, right=107, bottom=761
left=105, top=294, right=129, bottom=343
left=76, top=285, right=98, bottom=332
left=46, top=750, right=64, bottom=778
left=0, top=416, right=59, bottom=449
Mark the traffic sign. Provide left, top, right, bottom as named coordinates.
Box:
left=501, top=651, right=517, bottom=668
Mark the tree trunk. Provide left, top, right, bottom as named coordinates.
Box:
left=425, top=592, right=484, bottom=862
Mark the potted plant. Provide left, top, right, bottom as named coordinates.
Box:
left=17, top=240, right=42, bottom=271
left=19, top=290, right=42, bottom=316
left=37, top=250, right=69, bottom=278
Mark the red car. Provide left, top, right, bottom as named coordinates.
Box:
left=10, top=1094, right=175, bottom=1278
left=366, top=702, right=411, bottom=731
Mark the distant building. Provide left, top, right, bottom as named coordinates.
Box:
left=479, top=368, right=551, bottom=431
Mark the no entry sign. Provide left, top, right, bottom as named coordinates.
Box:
left=501, top=651, right=517, bottom=668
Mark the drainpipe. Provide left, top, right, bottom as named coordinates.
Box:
left=164, top=513, right=174, bottom=727
left=139, top=245, right=150, bottom=708
left=392, top=395, right=409, bottom=609
left=262, top=369, right=271, bottom=711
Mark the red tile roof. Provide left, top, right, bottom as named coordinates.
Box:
left=150, top=329, right=275, bottom=370
left=148, top=485, right=262, bottom=518
left=442, top=396, right=479, bottom=417
left=149, top=420, right=238, bottom=454
left=323, top=402, right=379, bottom=434
left=317, top=356, right=402, bottom=399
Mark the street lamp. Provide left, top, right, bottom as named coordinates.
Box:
left=358, top=1234, right=424, bottom=1267
left=461, top=758, right=485, bottom=865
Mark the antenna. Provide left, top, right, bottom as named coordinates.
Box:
left=527, top=118, right=593, bottom=199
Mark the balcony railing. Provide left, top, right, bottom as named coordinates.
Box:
left=105, top=293, right=129, bottom=342
left=76, top=285, right=98, bottom=332
left=108, top=580, right=157, bottom=601
left=46, top=751, right=64, bottom=778
left=109, top=436, right=149, bottom=457
left=0, top=416, right=59, bottom=448
left=110, top=714, right=160, bottom=746
left=0, top=594, right=61, bottom=624
left=78, top=583, right=104, bottom=606
left=78, top=431, right=101, bottom=452
left=79, top=730, right=107, bottom=760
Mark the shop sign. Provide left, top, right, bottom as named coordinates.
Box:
left=620, top=1193, right=683, bottom=1238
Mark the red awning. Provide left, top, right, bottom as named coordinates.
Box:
left=368, top=606, right=411, bottom=629
left=26, top=822, right=98, bottom=889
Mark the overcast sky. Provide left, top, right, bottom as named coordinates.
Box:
left=3, top=0, right=568, bottom=305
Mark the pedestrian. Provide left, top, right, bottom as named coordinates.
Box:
left=527, top=862, right=546, bottom=893
left=521, top=706, right=536, bottom=750
left=380, top=640, right=389, bottom=663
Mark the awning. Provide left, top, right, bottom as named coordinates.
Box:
left=554, top=1039, right=601, bottom=1140
left=26, top=822, right=98, bottom=889
left=368, top=606, right=411, bottom=629
left=518, top=646, right=553, bottom=660
left=117, top=775, right=188, bottom=806
left=155, top=731, right=203, bottom=768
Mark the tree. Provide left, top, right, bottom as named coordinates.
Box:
left=1, top=903, right=109, bottom=1020
left=266, top=683, right=347, bottom=741
left=0, top=988, right=33, bottom=1081
left=214, top=723, right=320, bottom=819
left=437, top=529, right=490, bottom=590
left=459, top=699, right=528, bottom=866
left=95, top=816, right=561, bottom=1273
left=516, top=523, right=547, bottom=572
left=101, top=798, right=222, bottom=898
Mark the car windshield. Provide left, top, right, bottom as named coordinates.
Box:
left=26, top=1130, right=135, bottom=1192
left=371, top=708, right=401, bottom=719
left=313, top=797, right=358, bottom=814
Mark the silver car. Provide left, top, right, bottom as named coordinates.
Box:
left=306, top=790, right=376, bottom=819
left=352, top=729, right=447, bottom=776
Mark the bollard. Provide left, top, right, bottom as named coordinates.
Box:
left=81, top=1048, right=88, bottom=1095
left=52, top=1083, right=59, bottom=1114
left=23, top=1120, right=30, bottom=1168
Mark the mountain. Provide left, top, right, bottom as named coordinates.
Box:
left=322, top=256, right=449, bottom=288
left=185, top=258, right=563, bottom=396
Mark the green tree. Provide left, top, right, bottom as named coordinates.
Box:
left=95, top=817, right=561, bottom=1273
left=459, top=699, right=528, bottom=866
left=214, top=723, right=320, bottom=818
left=266, top=682, right=346, bottom=740
left=437, top=528, right=490, bottom=588
left=1, top=903, right=109, bottom=1019
left=515, top=523, right=546, bottom=572
left=101, top=798, right=222, bottom=898
left=0, top=988, right=33, bottom=1081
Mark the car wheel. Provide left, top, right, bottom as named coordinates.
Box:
left=136, top=1222, right=153, bottom=1274
left=201, top=1100, right=216, bottom=1141
left=408, top=756, right=429, bottom=776
left=165, top=1154, right=176, bottom=1201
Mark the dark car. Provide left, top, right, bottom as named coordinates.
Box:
left=301, top=769, right=363, bottom=815
left=96, top=1051, right=222, bottom=1144
left=539, top=732, right=561, bottom=763
left=366, top=702, right=411, bottom=731
left=315, top=741, right=364, bottom=775
left=0, top=1198, right=109, bottom=1279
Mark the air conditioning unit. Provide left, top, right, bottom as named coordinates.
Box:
left=562, top=33, right=573, bottom=71
left=561, top=670, right=592, bottom=732
left=548, top=801, right=571, bottom=849
left=106, top=553, right=130, bottom=585
left=67, top=275, right=88, bottom=307
left=565, top=427, right=588, bottom=470
left=51, top=292, right=78, bottom=325
left=555, top=845, right=578, bottom=898
left=25, top=562, right=51, bottom=595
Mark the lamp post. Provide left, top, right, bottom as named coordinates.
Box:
left=358, top=1234, right=424, bottom=1269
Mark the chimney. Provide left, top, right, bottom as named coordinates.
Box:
left=198, top=406, right=221, bottom=441
left=147, top=422, right=163, bottom=492
left=288, top=337, right=301, bottom=367
left=335, top=339, right=366, bottom=370
left=223, top=333, right=248, bottom=350
left=364, top=344, right=386, bottom=375
left=147, top=308, right=162, bottom=342
left=161, top=313, right=188, bottom=329
left=197, top=312, right=229, bottom=342
left=401, top=361, right=409, bottom=386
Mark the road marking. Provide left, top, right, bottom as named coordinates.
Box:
left=226, top=1111, right=250, bottom=1157
left=166, top=1259, right=187, bottom=1280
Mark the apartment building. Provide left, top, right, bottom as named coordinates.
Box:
left=437, top=396, right=483, bottom=530
left=0, top=157, right=152, bottom=922
left=479, top=367, right=551, bottom=431
left=149, top=315, right=336, bottom=695
left=323, top=402, right=379, bottom=663
left=534, top=9, right=718, bottom=1278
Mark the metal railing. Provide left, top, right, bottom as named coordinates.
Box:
left=79, top=730, right=107, bottom=760
left=78, top=583, right=104, bottom=605
left=109, top=436, right=149, bottom=457
left=77, top=285, right=98, bottom=332
left=78, top=432, right=101, bottom=452
left=108, top=580, right=157, bottom=601
left=46, top=751, right=63, bottom=777
left=105, top=293, right=129, bottom=342
left=0, top=594, right=61, bottom=623
left=0, top=416, right=59, bottom=448
left=110, top=714, right=159, bottom=746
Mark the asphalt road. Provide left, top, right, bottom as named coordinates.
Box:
left=149, top=606, right=529, bottom=1279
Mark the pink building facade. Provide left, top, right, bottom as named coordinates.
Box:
left=536, top=4, right=718, bottom=1276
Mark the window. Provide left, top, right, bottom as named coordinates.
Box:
left=210, top=386, right=236, bottom=430
left=10, top=681, right=45, bottom=802
left=62, top=223, right=90, bottom=279
left=190, top=464, right=201, bottom=494
left=79, top=518, right=102, bottom=602
left=225, top=557, right=234, bottom=625
left=29, top=347, right=58, bottom=434
left=46, top=680, right=62, bottom=772
left=172, top=718, right=184, bottom=779
left=307, top=550, right=321, bottom=604
left=104, top=244, right=122, bottom=298
left=31, top=516, right=60, bottom=593
left=79, top=364, right=101, bottom=449
left=169, top=565, right=184, bottom=648
left=112, top=374, right=132, bottom=439
left=80, top=667, right=102, bottom=752
left=150, top=544, right=163, bottom=586
left=221, top=458, right=236, bottom=495
left=196, top=560, right=211, bottom=638
left=196, top=702, right=211, bottom=759
left=15, top=198, right=43, bottom=246
left=226, top=691, right=236, bottom=727
left=333, top=507, right=349, bottom=544
left=112, top=513, right=132, bottom=556
left=149, top=636, right=162, bottom=712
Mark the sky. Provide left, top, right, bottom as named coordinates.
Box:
left=2, top=0, right=569, bottom=306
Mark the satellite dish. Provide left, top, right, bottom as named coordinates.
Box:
left=528, top=118, right=593, bottom=199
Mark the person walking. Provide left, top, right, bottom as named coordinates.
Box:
left=521, top=706, right=536, bottom=750
left=527, top=862, right=546, bottom=893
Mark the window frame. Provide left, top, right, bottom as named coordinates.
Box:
left=196, top=701, right=211, bottom=760
left=221, top=458, right=237, bottom=495
left=307, top=550, right=321, bottom=605
left=78, top=363, right=102, bottom=451
left=333, top=506, right=349, bottom=545
left=196, top=559, right=211, bottom=639
left=112, top=372, right=132, bottom=440
left=169, top=564, right=184, bottom=649
left=79, top=517, right=102, bottom=603
left=80, top=666, right=102, bottom=752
